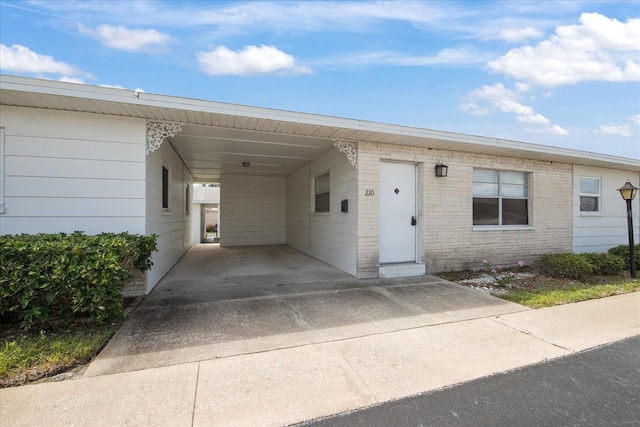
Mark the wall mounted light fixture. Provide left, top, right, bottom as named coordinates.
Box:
left=435, top=163, right=448, bottom=177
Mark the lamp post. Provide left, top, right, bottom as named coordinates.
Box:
left=617, top=181, right=638, bottom=278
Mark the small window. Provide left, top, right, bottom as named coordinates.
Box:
left=162, top=165, right=169, bottom=210
left=185, top=183, right=190, bottom=215
left=473, top=169, right=529, bottom=226
left=315, top=172, right=330, bottom=212
left=580, top=177, right=600, bottom=213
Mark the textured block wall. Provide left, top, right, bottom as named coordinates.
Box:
left=357, top=141, right=574, bottom=276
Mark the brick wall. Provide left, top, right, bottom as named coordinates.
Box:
left=356, top=141, right=574, bottom=276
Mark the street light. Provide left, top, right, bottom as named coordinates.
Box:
left=617, top=181, right=638, bottom=278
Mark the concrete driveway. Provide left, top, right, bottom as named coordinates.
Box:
left=85, top=244, right=527, bottom=377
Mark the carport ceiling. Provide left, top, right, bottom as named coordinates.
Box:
left=172, top=124, right=335, bottom=182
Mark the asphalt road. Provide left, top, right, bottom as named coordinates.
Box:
left=299, top=336, right=640, bottom=427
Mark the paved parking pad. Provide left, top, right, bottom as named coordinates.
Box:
left=85, top=275, right=527, bottom=377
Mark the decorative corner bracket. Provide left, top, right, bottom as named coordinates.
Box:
left=333, top=139, right=358, bottom=168
left=146, top=121, right=184, bottom=155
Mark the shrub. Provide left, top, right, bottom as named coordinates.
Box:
left=607, top=244, right=640, bottom=271
left=0, top=232, right=157, bottom=330
left=536, top=253, right=593, bottom=279
left=583, top=252, right=625, bottom=276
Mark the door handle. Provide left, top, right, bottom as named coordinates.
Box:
left=411, top=216, right=417, bottom=226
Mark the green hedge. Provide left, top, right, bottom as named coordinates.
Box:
left=536, top=253, right=594, bottom=279
left=583, top=252, right=625, bottom=276
left=607, top=244, right=640, bottom=271
left=536, top=250, right=634, bottom=279
left=0, top=232, right=157, bottom=330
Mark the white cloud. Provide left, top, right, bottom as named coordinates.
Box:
left=58, top=77, right=86, bottom=84
left=514, top=82, right=531, bottom=92
left=459, top=83, right=569, bottom=135
left=78, top=24, right=173, bottom=52
left=598, top=125, right=632, bottom=137
left=197, top=45, right=311, bottom=76
left=318, top=46, right=494, bottom=68
left=0, top=44, right=93, bottom=80
left=498, top=27, right=543, bottom=43
left=631, top=115, right=640, bottom=126
left=488, top=13, right=640, bottom=87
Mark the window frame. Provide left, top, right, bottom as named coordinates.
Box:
left=162, top=164, right=170, bottom=211
left=472, top=169, right=531, bottom=228
left=579, top=176, right=601, bottom=214
left=185, top=183, right=191, bottom=216
left=313, top=171, right=330, bottom=213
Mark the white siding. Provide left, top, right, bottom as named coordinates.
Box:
left=219, top=175, right=286, bottom=246
left=573, top=165, right=640, bottom=253
left=0, top=106, right=146, bottom=235
left=146, top=139, right=194, bottom=291
left=286, top=148, right=357, bottom=276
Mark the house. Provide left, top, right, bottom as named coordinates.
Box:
left=1, top=74, right=638, bottom=294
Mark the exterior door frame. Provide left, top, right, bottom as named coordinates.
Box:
left=379, top=160, right=421, bottom=265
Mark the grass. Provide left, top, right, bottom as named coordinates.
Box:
left=499, top=280, right=640, bottom=308
left=0, top=324, right=116, bottom=387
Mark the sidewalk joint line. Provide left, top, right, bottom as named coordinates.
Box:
left=191, top=362, right=201, bottom=426
left=489, top=316, right=573, bottom=353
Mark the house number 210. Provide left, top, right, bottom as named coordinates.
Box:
left=365, top=189, right=375, bottom=196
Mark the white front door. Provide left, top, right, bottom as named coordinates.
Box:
left=379, top=162, right=418, bottom=264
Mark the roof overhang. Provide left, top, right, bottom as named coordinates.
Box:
left=1, top=74, right=638, bottom=179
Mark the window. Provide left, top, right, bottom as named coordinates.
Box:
left=314, top=172, right=330, bottom=212
left=473, top=169, right=529, bottom=226
left=580, top=177, right=600, bottom=213
left=162, top=165, right=169, bottom=210
left=185, top=183, right=190, bottom=215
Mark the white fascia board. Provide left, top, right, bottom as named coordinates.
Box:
left=1, top=74, right=639, bottom=171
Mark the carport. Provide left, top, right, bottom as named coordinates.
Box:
left=6, top=75, right=632, bottom=294
left=86, top=243, right=527, bottom=376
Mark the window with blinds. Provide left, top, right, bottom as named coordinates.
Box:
left=314, top=172, right=330, bottom=212
left=579, top=177, right=600, bottom=213
left=473, top=169, right=529, bottom=226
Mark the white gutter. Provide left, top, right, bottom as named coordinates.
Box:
left=1, top=74, right=639, bottom=171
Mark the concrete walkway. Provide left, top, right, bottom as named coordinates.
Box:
left=2, top=290, right=638, bottom=426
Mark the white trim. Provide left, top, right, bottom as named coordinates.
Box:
left=379, top=161, right=419, bottom=264
left=0, top=129, right=4, bottom=214
left=2, top=74, right=638, bottom=171
left=312, top=171, right=330, bottom=213
left=473, top=226, right=535, bottom=231
left=579, top=176, right=601, bottom=214
left=184, top=182, right=191, bottom=216
left=414, top=163, right=421, bottom=264
left=162, top=163, right=171, bottom=211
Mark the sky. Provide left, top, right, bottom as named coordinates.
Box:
left=1, top=0, right=639, bottom=159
